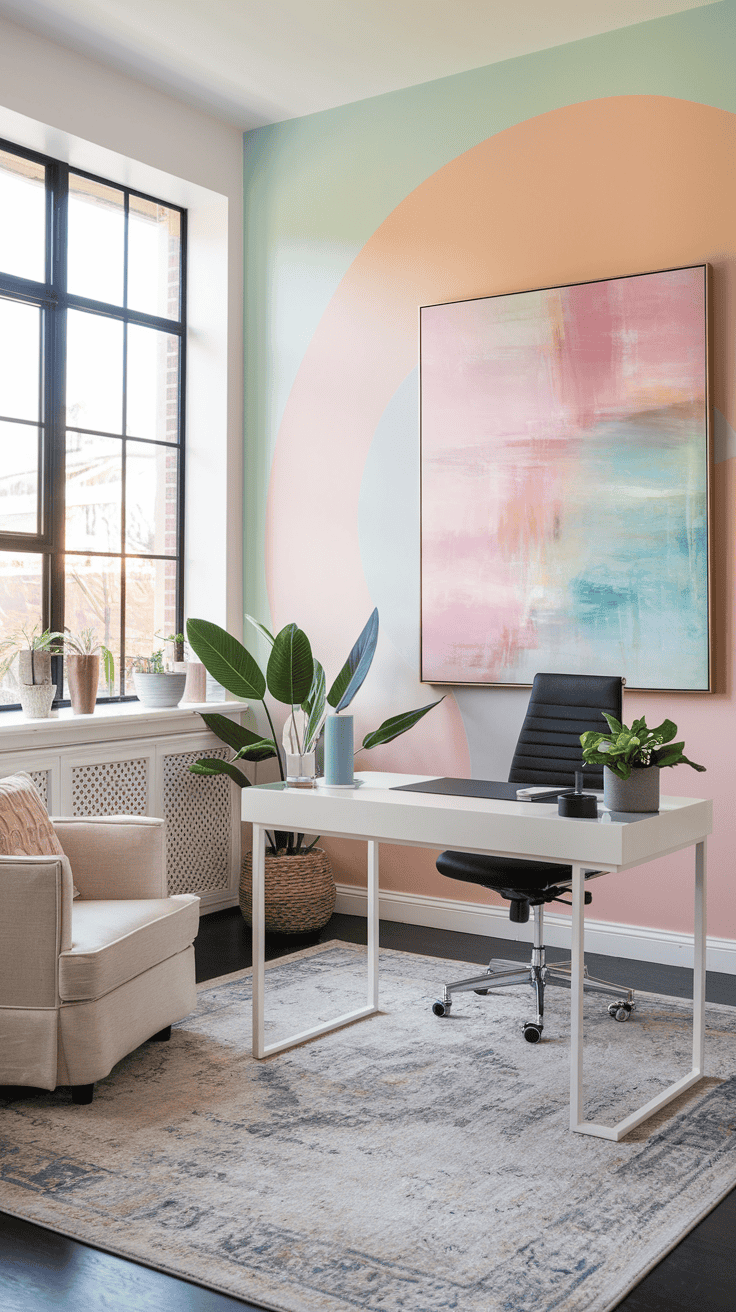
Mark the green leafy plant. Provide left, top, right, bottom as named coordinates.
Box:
left=63, top=628, right=115, bottom=692
left=186, top=609, right=443, bottom=855
left=133, top=634, right=187, bottom=674
left=0, top=625, right=65, bottom=684
left=580, top=714, right=705, bottom=781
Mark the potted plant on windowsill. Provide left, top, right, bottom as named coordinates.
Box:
left=581, top=714, right=705, bottom=812
left=185, top=609, right=443, bottom=934
left=131, top=634, right=187, bottom=708
left=0, top=625, right=64, bottom=718
left=63, top=629, right=115, bottom=715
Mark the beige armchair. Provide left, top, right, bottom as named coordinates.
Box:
left=0, top=815, right=199, bottom=1104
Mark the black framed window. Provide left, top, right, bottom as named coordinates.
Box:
left=0, top=139, right=186, bottom=705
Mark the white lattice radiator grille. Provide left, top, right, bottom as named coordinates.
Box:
left=70, top=759, right=148, bottom=815
left=29, top=770, right=50, bottom=809
left=163, top=749, right=232, bottom=895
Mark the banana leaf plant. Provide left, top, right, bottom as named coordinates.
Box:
left=186, top=609, right=442, bottom=855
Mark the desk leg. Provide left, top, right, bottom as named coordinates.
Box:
left=252, top=823, right=266, bottom=1059
left=367, top=840, right=379, bottom=1009
left=693, top=839, right=707, bottom=1075
left=570, top=864, right=585, bottom=1131
left=572, top=840, right=707, bottom=1140
left=251, top=832, right=382, bottom=1060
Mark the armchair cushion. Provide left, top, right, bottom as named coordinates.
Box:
left=51, top=816, right=166, bottom=900
left=0, top=772, right=79, bottom=898
left=58, top=894, right=199, bottom=1001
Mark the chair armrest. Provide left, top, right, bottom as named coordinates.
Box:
left=51, top=816, right=166, bottom=900
left=0, top=856, right=75, bottom=1006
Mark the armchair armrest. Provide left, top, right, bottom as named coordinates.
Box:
left=0, top=856, right=74, bottom=1007
left=51, top=816, right=166, bottom=900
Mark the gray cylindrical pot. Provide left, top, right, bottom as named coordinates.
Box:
left=18, top=649, right=52, bottom=686
left=603, top=765, right=660, bottom=813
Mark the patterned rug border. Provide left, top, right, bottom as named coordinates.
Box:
left=1, top=940, right=734, bottom=1312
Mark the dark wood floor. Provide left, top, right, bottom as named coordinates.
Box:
left=2, top=908, right=735, bottom=1311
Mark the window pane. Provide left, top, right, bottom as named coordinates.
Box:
left=68, top=174, right=124, bottom=305
left=0, top=150, right=45, bottom=283
left=128, top=197, right=181, bottom=319
left=64, top=554, right=121, bottom=696
left=126, top=439, right=178, bottom=556
left=67, top=309, right=123, bottom=433
left=0, top=421, right=39, bottom=533
left=65, top=432, right=122, bottom=552
left=125, top=557, right=177, bottom=677
left=0, top=551, right=43, bottom=704
left=126, top=324, right=179, bottom=443
left=0, top=298, right=40, bottom=422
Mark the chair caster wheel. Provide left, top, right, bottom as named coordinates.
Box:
left=522, top=1022, right=543, bottom=1044
left=474, top=988, right=490, bottom=995
left=432, top=1000, right=450, bottom=1017
left=608, top=1001, right=632, bottom=1021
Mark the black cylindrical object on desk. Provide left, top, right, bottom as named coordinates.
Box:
left=558, top=791, right=598, bottom=818
left=558, top=769, right=598, bottom=819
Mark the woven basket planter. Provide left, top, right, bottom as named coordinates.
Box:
left=240, top=847, right=336, bottom=935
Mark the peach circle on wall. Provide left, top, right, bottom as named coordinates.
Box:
left=266, top=96, right=735, bottom=917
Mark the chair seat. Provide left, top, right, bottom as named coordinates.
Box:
left=436, top=849, right=574, bottom=894
left=59, top=895, right=199, bottom=1002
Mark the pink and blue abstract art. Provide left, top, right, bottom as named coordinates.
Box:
left=420, top=265, right=710, bottom=690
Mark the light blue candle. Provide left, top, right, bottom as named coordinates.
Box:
left=324, top=714, right=354, bottom=786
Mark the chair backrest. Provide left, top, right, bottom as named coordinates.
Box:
left=508, top=673, right=623, bottom=789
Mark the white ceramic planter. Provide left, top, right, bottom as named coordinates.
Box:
left=603, top=765, right=660, bottom=812
left=19, top=682, right=56, bottom=719
left=132, top=672, right=187, bottom=708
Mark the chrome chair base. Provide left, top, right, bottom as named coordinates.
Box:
left=431, top=905, right=635, bottom=1042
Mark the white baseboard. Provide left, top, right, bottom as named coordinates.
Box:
left=335, top=884, right=736, bottom=976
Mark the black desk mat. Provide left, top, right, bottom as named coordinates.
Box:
left=391, top=777, right=522, bottom=801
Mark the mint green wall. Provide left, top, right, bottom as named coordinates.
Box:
left=243, top=0, right=735, bottom=624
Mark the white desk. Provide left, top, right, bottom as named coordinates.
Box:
left=242, top=771, right=712, bottom=1141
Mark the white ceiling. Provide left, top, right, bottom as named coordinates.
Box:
left=0, top=0, right=717, bottom=129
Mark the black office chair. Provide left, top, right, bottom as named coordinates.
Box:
left=431, top=673, right=635, bottom=1042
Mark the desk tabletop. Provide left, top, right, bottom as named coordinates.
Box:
left=242, top=772, right=712, bottom=871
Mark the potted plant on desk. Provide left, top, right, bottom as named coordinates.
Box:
left=581, top=714, right=705, bottom=812
left=185, top=610, right=442, bottom=934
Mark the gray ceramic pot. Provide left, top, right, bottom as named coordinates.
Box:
left=18, top=650, right=52, bottom=685
left=603, top=765, right=660, bottom=813
left=133, top=671, right=187, bottom=707
left=19, top=682, right=56, bottom=719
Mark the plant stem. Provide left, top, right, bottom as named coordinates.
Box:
left=262, top=701, right=284, bottom=781
left=289, top=706, right=303, bottom=754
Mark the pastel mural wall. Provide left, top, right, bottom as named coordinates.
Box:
left=244, top=2, right=736, bottom=941
left=420, top=267, right=710, bottom=690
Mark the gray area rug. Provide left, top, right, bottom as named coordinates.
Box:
left=2, top=942, right=736, bottom=1312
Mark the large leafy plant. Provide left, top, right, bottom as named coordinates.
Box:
left=186, top=609, right=442, bottom=855
left=580, top=714, right=705, bottom=781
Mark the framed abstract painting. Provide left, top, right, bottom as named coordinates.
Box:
left=420, top=265, right=711, bottom=691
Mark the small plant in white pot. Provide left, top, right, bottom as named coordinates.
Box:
left=581, top=714, right=705, bottom=812
left=0, top=625, right=63, bottom=717
left=63, top=629, right=115, bottom=714
left=131, top=634, right=187, bottom=708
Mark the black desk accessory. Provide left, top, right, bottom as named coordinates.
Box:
left=391, top=778, right=520, bottom=801
left=558, top=772, right=598, bottom=819
left=391, top=777, right=578, bottom=804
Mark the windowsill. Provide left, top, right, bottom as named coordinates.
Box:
left=0, top=699, right=248, bottom=752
